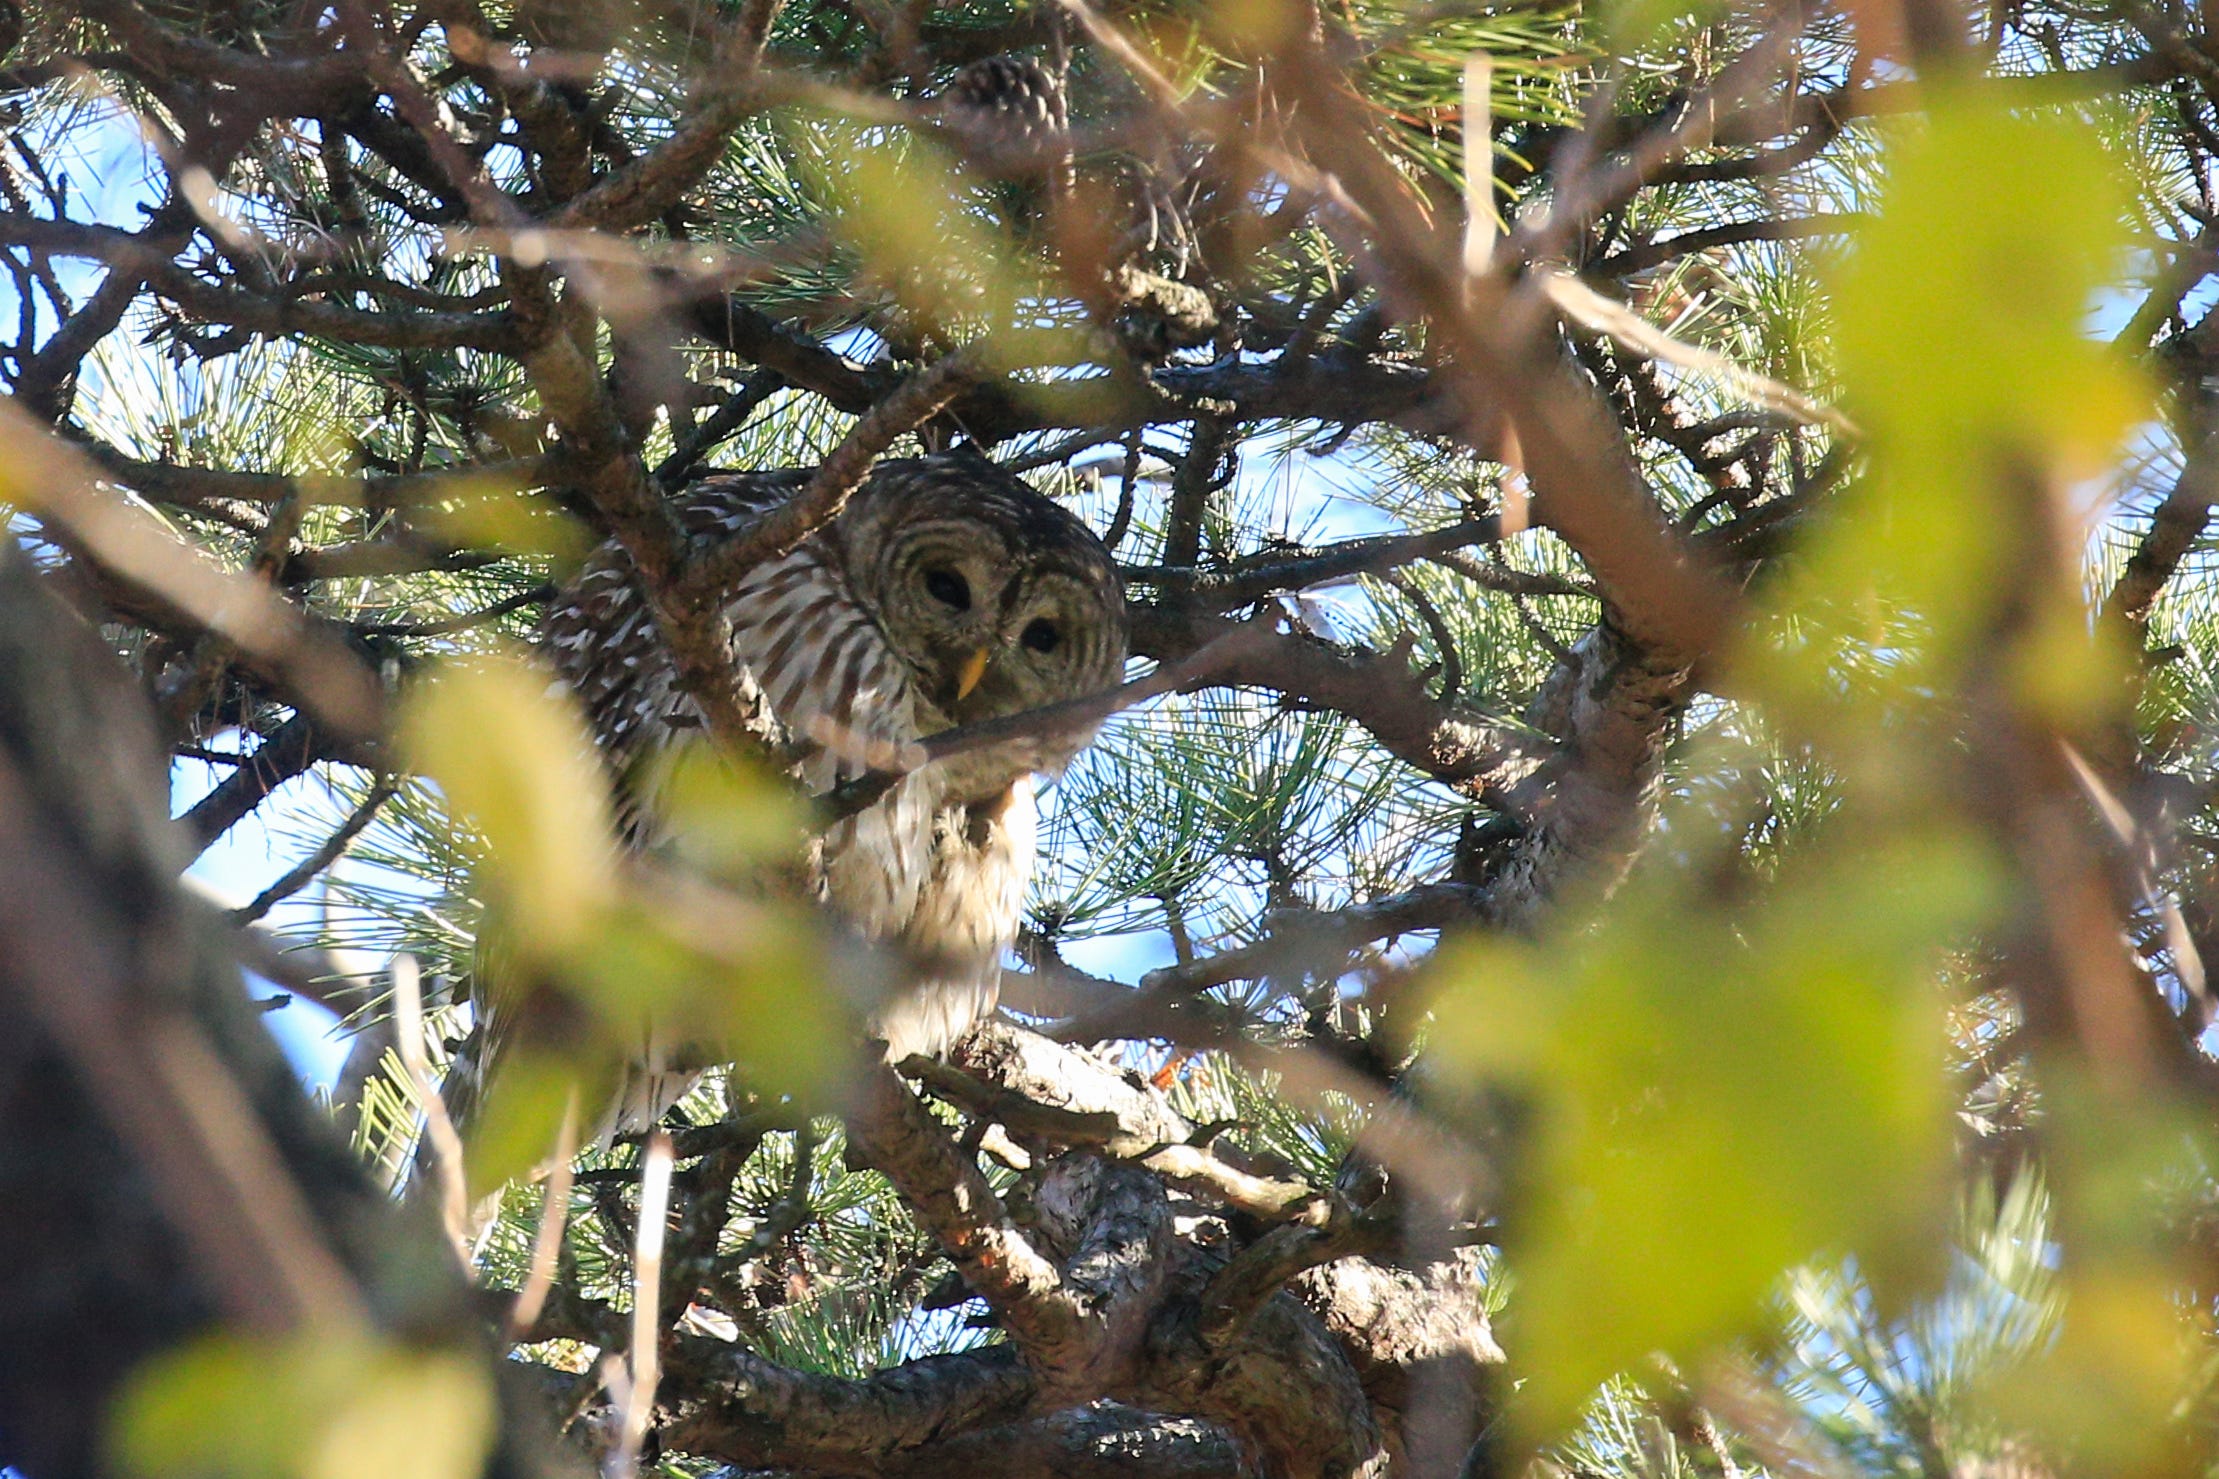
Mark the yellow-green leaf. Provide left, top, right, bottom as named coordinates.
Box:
left=400, top=652, right=618, bottom=963
left=111, top=1335, right=494, bottom=1479
left=1432, top=832, right=1986, bottom=1434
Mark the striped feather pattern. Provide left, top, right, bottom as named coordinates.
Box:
left=529, top=454, right=1125, bottom=1118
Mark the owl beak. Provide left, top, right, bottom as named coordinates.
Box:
left=953, top=646, right=992, bottom=702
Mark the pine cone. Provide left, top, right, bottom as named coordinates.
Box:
left=938, top=54, right=1071, bottom=182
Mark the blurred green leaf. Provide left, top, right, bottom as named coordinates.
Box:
left=400, top=652, right=619, bottom=964
left=1991, top=1266, right=2201, bottom=1476
left=466, top=1044, right=603, bottom=1199
left=1433, top=832, right=1987, bottom=1434
left=111, top=1334, right=494, bottom=1479
left=1770, top=85, right=2152, bottom=720
left=575, top=893, right=839, bottom=1101
left=816, top=127, right=1025, bottom=346
left=414, top=471, right=590, bottom=566
left=646, top=743, right=811, bottom=880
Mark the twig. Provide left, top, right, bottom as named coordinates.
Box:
left=608, top=1127, right=675, bottom=1478
left=1382, top=570, right=1464, bottom=698
left=2103, top=431, right=2219, bottom=630
left=1053, top=0, right=1185, bottom=110
left=1461, top=52, right=1495, bottom=279
left=1537, top=270, right=1856, bottom=435
left=231, top=777, right=397, bottom=924
left=394, top=954, right=471, bottom=1265
left=1055, top=882, right=1495, bottom=1043
left=1125, top=516, right=1503, bottom=606
left=1587, top=212, right=1865, bottom=279
left=1105, top=431, right=1144, bottom=551
left=354, top=585, right=552, bottom=638
left=723, top=1120, right=820, bottom=1266
left=680, top=346, right=986, bottom=604
left=555, top=0, right=785, bottom=233
left=656, top=369, right=788, bottom=484
left=182, top=712, right=345, bottom=850
left=1425, top=547, right=1595, bottom=600
left=816, top=619, right=1280, bottom=823
left=1510, top=20, right=1800, bottom=263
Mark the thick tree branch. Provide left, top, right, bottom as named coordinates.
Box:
left=1056, top=883, right=1493, bottom=1042
left=2104, top=433, right=2218, bottom=631
left=1130, top=605, right=1551, bottom=807
left=658, top=1340, right=1035, bottom=1469
left=677, top=285, right=1448, bottom=443
left=845, top=1064, right=1087, bottom=1363
left=84, top=0, right=363, bottom=99
left=179, top=711, right=346, bottom=849
left=860, top=1405, right=1250, bottom=1479
left=3, top=401, right=386, bottom=743
left=0, top=539, right=574, bottom=1478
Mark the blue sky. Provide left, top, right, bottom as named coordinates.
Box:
left=172, top=758, right=359, bottom=1086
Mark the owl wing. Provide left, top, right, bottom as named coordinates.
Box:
left=543, top=471, right=799, bottom=786
left=542, top=470, right=942, bottom=939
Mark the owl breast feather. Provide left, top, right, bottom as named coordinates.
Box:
left=543, top=477, right=1025, bottom=1058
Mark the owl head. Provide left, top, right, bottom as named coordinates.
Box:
left=834, top=453, right=1126, bottom=787
left=834, top=456, right=1136, bottom=784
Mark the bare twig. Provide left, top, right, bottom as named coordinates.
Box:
left=231, top=777, right=397, bottom=924
left=1510, top=20, right=1801, bottom=263
left=1126, top=516, right=1504, bottom=605
left=1588, top=212, right=1865, bottom=278
left=657, top=370, right=789, bottom=484
left=1537, top=270, right=1857, bottom=435
left=681, top=347, right=987, bottom=604
left=1461, top=52, right=1496, bottom=279
left=914, top=1033, right=1329, bottom=1221
left=394, top=954, right=471, bottom=1265
left=355, top=586, right=552, bottom=639
left=609, top=1127, right=675, bottom=1477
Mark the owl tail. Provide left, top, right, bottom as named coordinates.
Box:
left=596, top=1046, right=702, bottom=1150
left=871, top=969, right=1001, bottom=1064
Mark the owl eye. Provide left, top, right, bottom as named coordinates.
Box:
left=924, top=568, right=971, bottom=612
left=1021, top=618, right=1061, bottom=654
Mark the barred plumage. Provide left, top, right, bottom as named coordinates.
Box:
left=539, top=452, right=1126, bottom=1114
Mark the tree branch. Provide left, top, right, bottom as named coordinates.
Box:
left=1588, top=212, right=1865, bottom=279
left=2104, top=431, right=2218, bottom=630
left=845, top=1063, right=1087, bottom=1363
left=658, top=1340, right=1036, bottom=1468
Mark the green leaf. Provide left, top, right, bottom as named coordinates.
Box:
left=1783, top=85, right=2151, bottom=714
left=1433, top=832, right=1987, bottom=1435
left=399, top=652, right=620, bottom=965
left=110, top=1334, right=494, bottom=1479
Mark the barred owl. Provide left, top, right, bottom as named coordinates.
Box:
left=543, top=450, right=1127, bottom=1073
